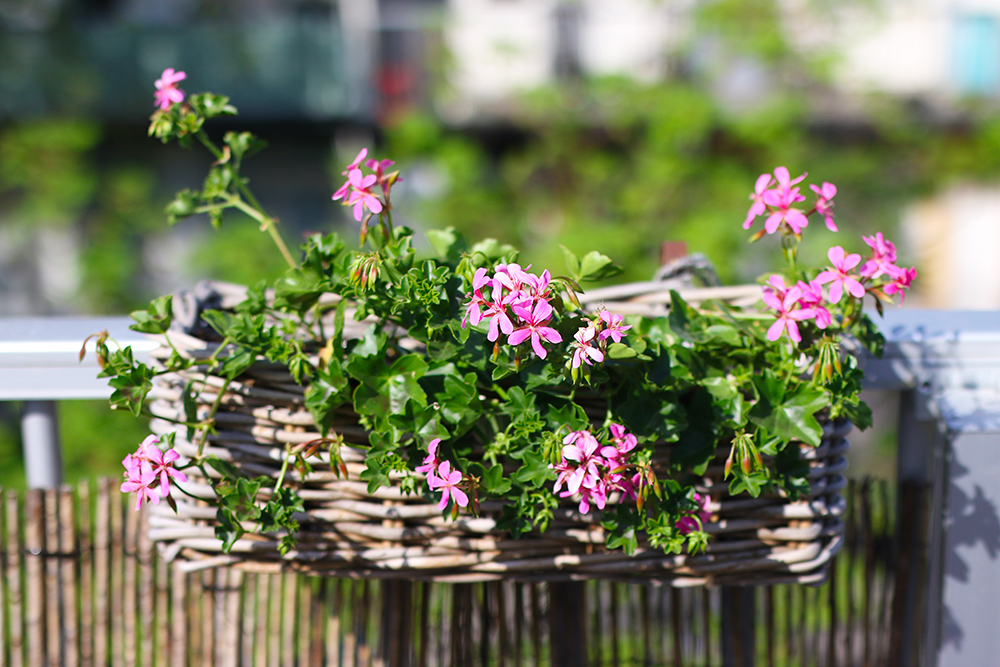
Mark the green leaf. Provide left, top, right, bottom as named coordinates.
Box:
left=482, top=464, right=512, bottom=495
left=559, top=245, right=581, bottom=279
left=164, top=189, right=200, bottom=225
left=748, top=374, right=827, bottom=447
left=426, top=227, right=468, bottom=262
left=578, top=250, right=622, bottom=282
left=214, top=508, right=244, bottom=553
left=305, top=363, right=349, bottom=436
left=129, top=295, right=173, bottom=334
left=606, top=342, right=637, bottom=360
left=513, top=450, right=554, bottom=487
left=205, top=456, right=244, bottom=481
left=223, top=131, right=265, bottom=161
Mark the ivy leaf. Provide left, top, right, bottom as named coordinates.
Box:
left=164, top=189, right=200, bottom=225
left=482, top=464, right=512, bottom=495
left=513, top=450, right=554, bottom=488
left=214, top=508, right=244, bottom=553
left=129, top=295, right=173, bottom=334
left=305, top=363, right=349, bottom=436
left=559, top=245, right=581, bottom=279
left=749, top=373, right=827, bottom=446
left=578, top=250, right=622, bottom=281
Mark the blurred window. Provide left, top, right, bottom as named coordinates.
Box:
left=954, top=13, right=1000, bottom=95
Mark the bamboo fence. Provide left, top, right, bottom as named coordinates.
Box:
left=0, top=477, right=922, bottom=666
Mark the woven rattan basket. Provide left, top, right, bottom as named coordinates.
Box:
left=143, top=282, right=849, bottom=586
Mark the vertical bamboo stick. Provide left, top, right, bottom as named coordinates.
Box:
left=44, top=488, right=60, bottom=667
left=170, top=565, right=187, bottom=667
left=342, top=580, right=357, bottom=667
left=138, top=507, right=155, bottom=667
left=0, top=490, right=7, bottom=667
left=78, top=481, right=93, bottom=667
left=861, top=478, right=874, bottom=667
left=671, top=587, right=683, bottom=667
left=109, top=485, right=124, bottom=667
left=298, top=575, right=313, bottom=667
left=60, top=487, right=81, bottom=667
left=94, top=481, right=111, bottom=667
left=309, top=578, right=324, bottom=665
left=359, top=580, right=373, bottom=667
left=530, top=583, right=542, bottom=667
left=155, top=551, right=169, bottom=667
left=513, top=584, right=523, bottom=667
left=24, top=490, right=44, bottom=667
left=199, top=569, right=215, bottom=667
left=639, top=585, right=651, bottom=665
left=266, top=573, right=282, bottom=667
left=240, top=573, right=256, bottom=666
left=256, top=573, right=272, bottom=667
left=6, top=491, right=24, bottom=667
left=123, top=499, right=139, bottom=667
left=495, top=581, right=508, bottom=667
left=326, top=578, right=342, bottom=667
left=417, top=581, right=429, bottom=667
left=765, top=586, right=776, bottom=667
left=280, top=572, right=296, bottom=667
left=828, top=558, right=839, bottom=667
left=607, top=582, right=618, bottom=667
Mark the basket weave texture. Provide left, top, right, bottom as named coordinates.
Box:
left=144, top=284, right=849, bottom=586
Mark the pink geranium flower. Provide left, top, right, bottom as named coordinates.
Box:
left=883, top=267, right=917, bottom=302
left=153, top=68, right=186, bottom=110
left=598, top=310, right=632, bottom=343
left=860, top=232, right=902, bottom=280
left=675, top=492, right=711, bottom=535
left=344, top=169, right=384, bottom=221
left=415, top=438, right=442, bottom=475
left=762, top=280, right=814, bottom=343
left=509, top=298, right=563, bottom=359
left=762, top=167, right=809, bottom=234
left=482, top=280, right=516, bottom=342
left=561, top=431, right=605, bottom=494
left=332, top=149, right=369, bottom=201
left=571, top=325, right=604, bottom=369
left=743, top=172, right=775, bottom=230
left=427, top=461, right=469, bottom=511
left=816, top=246, right=865, bottom=304
left=796, top=279, right=832, bottom=329
left=810, top=182, right=838, bottom=232
left=461, top=268, right=492, bottom=328
left=120, top=434, right=185, bottom=511
left=142, top=437, right=187, bottom=496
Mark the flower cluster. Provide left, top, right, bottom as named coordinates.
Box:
left=462, top=263, right=563, bottom=359
left=744, top=166, right=838, bottom=235
left=120, top=435, right=187, bottom=511
left=550, top=425, right=639, bottom=514
left=749, top=168, right=917, bottom=344
left=332, top=148, right=397, bottom=222
left=153, top=68, right=186, bottom=111
left=570, top=309, right=633, bottom=369
left=416, top=438, right=471, bottom=511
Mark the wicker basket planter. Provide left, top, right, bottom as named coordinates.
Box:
left=143, top=284, right=850, bottom=587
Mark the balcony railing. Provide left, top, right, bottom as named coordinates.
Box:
left=2, top=309, right=998, bottom=667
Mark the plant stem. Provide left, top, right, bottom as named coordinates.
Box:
left=229, top=197, right=298, bottom=269
left=195, top=376, right=232, bottom=458
left=274, top=445, right=292, bottom=493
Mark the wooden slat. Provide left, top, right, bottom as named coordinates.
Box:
left=24, top=490, right=44, bottom=667
left=44, top=488, right=60, bottom=667
left=60, top=487, right=81, bottom=667
left=78, top=481, right=93, bottom=667
left=5, top=491, right=24, bottom=667
left=138, top=506, right=155, bottom=667
left=122, top=499, right=139, bottom=667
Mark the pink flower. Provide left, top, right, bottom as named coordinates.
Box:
left=761, top=167, right=809, bottom=234
left=483, top=281, right=516, bottom=342
left=120, top=435, right=185, bottom=510
left=676, top=492, right=711, bottom=535
left=142, top=437, right=187, bottom=496
left=508, top=299, right=563, bottom=359
left=598, top=310, right=632, bottom=343
left=561, top=431, right=605, bottom=494
left=816, top=246, right=865, bottom=304
left=795, top=279, right=832, bottom=329
left=153, top=68, right=186, bottom=110
left=461, top=268, right=491, bottom=328
left=883, top=267, right=917, bottom=302
left=571, top=325, right=604, bottom=369
left=332, top=149, right=369, bottom=201
left=743, top=173, right=774, bottom=230
left=810, top=182, right=838, bottom=232
left=427, top=461, right=469, bottom=511
left=344, top=169, right=384, bottom=221
left=860, top=232, right=902, bottom=280
left=415, top=438, right=442, bottom=474
left=121, top=461, right=160, bottom=511
left=565, top=478, right=607, bottom=514
left=762, top=280, right=814, bottom=343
